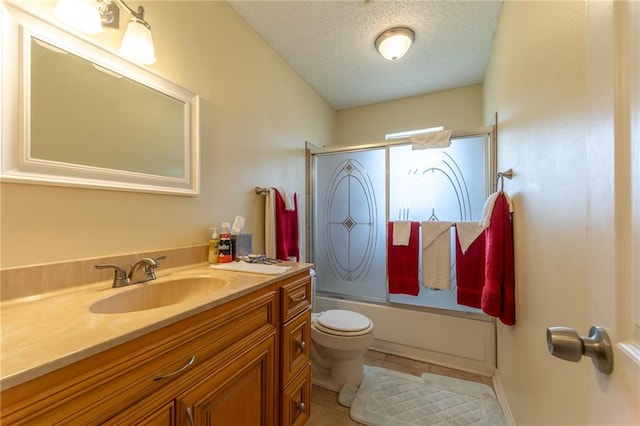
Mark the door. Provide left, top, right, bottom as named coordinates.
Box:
left=585, top=0, right=640, bottom=423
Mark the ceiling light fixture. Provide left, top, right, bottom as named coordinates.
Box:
left=54, top=0, right=156, bottom=65
left=375, top=27, right=415, bottom=61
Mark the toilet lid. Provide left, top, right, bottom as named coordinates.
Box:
left=316, top=309, right=372, bottom=333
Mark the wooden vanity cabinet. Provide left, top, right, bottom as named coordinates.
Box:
left=278, top=273, right=312, bottom=426
left=0, top=270, right=313, bottom=426
left=1, top=284, right=277, bottom=425
left=0, top=270, right=311, bottom=426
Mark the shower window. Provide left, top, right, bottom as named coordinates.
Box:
left=311, top=132, right=492, bottom=313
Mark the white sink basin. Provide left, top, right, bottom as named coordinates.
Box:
left=90, top=276, right=228, bottom=314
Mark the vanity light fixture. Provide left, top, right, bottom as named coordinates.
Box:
left=54, top=0, right=156, bottom=65
left=54, top=0, right=103, bottom=34
left=375, top=27, right=415, bottom=61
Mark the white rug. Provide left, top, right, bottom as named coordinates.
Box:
left=338, top=366, right=506, bottom=426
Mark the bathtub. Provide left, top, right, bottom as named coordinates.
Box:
left=314, top=294, right=496, bottom=376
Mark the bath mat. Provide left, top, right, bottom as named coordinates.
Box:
left=339, top=366, right=506, bottom=426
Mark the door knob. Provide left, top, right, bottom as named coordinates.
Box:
left=546, top=326, right=613, bottom=374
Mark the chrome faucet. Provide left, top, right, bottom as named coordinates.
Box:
left=95, top=255, right=166, bottom=288
left=128, top=256, right=165, bottom=284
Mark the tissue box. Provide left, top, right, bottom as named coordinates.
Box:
left=232, top=234, right=253, bottom=259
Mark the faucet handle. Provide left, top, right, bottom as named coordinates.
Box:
left=95, top=263, right=130, bottom=288
left=143, top=256, right=166, bottom=280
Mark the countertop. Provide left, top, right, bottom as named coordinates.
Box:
left=0, top=262, right=312, bottom=391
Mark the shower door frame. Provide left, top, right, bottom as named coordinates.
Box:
left=306, top=125, right=497, bottom=321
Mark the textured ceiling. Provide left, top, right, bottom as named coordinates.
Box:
left=228, top=0, right=503, bottom=110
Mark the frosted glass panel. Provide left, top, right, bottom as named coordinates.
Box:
left=388, top=136, right=487, bottom=312
left=314, top=149, right=387, bottom=301
left=389, top=137, right=486, bottom=222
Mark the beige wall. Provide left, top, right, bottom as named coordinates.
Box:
left=0, top=1, right=336, bottom=268
left=334, top=84, right=483, bottom=146
left=484, top=1, right=595, bottom=424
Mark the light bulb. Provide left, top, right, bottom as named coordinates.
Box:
left=54, top=0, right=102, bottom=35
left=120, top=18, right=156, bottom=65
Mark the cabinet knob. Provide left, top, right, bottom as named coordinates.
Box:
left=297, top=402, right=306, bottom=412
left=297, top=340, right=306, bottom=351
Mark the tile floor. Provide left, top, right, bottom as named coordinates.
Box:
left=306, top=349, right=494, bottom=426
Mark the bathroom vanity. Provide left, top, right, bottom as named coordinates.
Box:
left=0, top=263, right=312, bottom=425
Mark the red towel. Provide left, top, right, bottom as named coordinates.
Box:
left=481, top=193, right=516, bottom=325
left=455, top=227, right=485, bottom=309
left=387, top=222, right=420, bottom=296
left=274, top=190, right=300, bottom=261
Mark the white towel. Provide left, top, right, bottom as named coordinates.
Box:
left=411, top=130, right=452, bottom=150
left=392, top=221, right=412, bottom=246
left=211, top=261, right=292, bottom=275
left=421, top=221, right=453, bottom=290
left=275, top=187, right=295, bottom=211
left=455, top=222, right=485, bottom=254
left=265, top=189, right=276, bottom=258
left=480, top=191, right=514, bottom=228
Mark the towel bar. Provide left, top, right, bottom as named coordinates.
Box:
left=496, top=169, right=513, bottom=191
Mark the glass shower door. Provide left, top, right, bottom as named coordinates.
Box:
left=311, top=133, right=489, bottom=313
left=313, top=148, right=387, bottom=301
left=387, top=136, right=487, bottom=312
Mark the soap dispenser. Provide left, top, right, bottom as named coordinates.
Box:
left=208, top=227, right=220, bottom=264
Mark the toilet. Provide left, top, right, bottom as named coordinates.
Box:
left=310, top=309, right=375, bottom=392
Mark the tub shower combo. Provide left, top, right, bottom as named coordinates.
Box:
left=308, top=130, right=498, bottom=379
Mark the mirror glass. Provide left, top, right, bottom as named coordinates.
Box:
left=1, top=5, right=199, bottom=195
left=31, top=38, right=186, bottom=178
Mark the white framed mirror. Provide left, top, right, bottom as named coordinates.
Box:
left=1, top=4, right=200, bottom=195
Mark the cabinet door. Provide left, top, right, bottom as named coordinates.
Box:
left=102, top=399, right=176, bottom=426
left=177, top=337, right=275, bottom=426
left=281, top=312, right=311, bottom=386
left=281, top=367, right=311, bottom=426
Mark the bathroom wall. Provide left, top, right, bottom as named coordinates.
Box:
left=483, top=1, right=631, bottom=424
left=334, top=84, right=483, bottom=146
left=0, top=1, right=335, bottom=269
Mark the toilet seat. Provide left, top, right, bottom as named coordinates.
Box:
left=313, top=310, right=373, bottom=337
